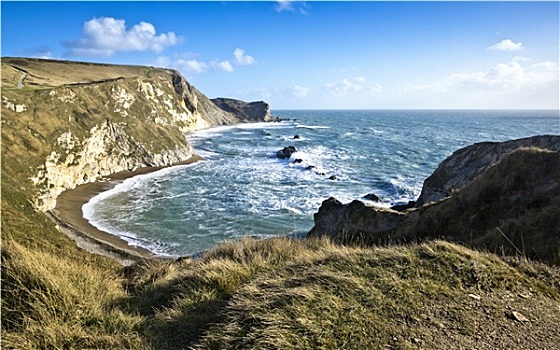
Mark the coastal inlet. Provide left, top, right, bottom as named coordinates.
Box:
left=83, top=110, right=559, bottom=257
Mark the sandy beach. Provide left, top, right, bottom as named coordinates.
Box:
left=48, top=156, right=204, bottom=265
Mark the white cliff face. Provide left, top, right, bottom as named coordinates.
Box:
left=30, top=121, right=195, bottom=211
left=11, top=75, right=209, bottom=212
left=2, top=60, right=272, bottom=213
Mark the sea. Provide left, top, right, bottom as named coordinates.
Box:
left=83, top=110, right=559, bottom=257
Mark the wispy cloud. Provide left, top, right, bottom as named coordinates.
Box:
left=401, top=58, right=558, bottom=108
left=211, top=60, right=234, bottom=72
left=165, top=48, right=255, bottom=74
left=292, top=84, right=309, bottom=98
left=488, top=39, right=523, bottom=52
left=274, top=1, right=309, bottom=15
left=64, top=17, right=181, bottom=57
left=234, top=48, right=255, bottom=65
left=325, top=77, right=382, bottom=96
left=404, top=59, right=558, bottom=93
left=21, top=46, right=53, bottom=59
left=176, top=59, right=208, bottom=74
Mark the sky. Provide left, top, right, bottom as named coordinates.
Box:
left=2, top=1, right=559, bottom=110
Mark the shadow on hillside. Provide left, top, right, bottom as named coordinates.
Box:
left=113, top=267, right=232, bottom=349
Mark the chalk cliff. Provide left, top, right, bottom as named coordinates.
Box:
left=309, top=136, right=560, bottom=264
left=1, top=58, right=272, bottom=211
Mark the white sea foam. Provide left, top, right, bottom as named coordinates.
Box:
left=295, top=124, right=330, bottom=129
left=189, top=121, right=291, bottom=140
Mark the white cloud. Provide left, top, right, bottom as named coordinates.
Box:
left=405, top=59, right=558, bottom=93
left=234, top=48, right=255, bottom=65
left=513, top=56, right=532, bottom=63
left=325, top=77, right=382, bottom=96
left=292, top=84, right=309, bottom=98
left=212, top=60, right=234, bottom=72
left=275, top=1, right=294, bottom=12
left=370, top=83, right=383, bottom=93
left=177, top=59, right=208, bottom=74
left=154, top=49, right=255, bottom=75
left=488, top=39, right=523, bottom=52
left=169, top=58, right=235, bottom=74
left=402, top=59, right=558, bottom=108
left=65, top=17, right=180, bottom=56
left=274, top=1, right=309, bottom=14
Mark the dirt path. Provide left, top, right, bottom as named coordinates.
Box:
left=17, top=69, right=28, bottom=88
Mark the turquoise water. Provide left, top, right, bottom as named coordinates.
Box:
left=83, top=110, right=559, bottom=256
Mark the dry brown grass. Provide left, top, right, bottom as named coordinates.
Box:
left=2, top=58, right=559, bottom=349
left=2, top=57, right=162, bottom=89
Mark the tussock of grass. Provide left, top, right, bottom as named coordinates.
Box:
left=1, top=241, right=147, bottom=349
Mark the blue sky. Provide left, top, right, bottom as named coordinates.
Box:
left=2, top=1, right=558, bottom=109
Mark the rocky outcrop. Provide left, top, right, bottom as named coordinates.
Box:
left=308, top=198, right=413, bottom=244
left=309, top=137, right=560, bottom=265
left=211, top=97, right=274, bottom=122
left=416, top=135, right=560, bottom=207
left=1, top=58, right=271, bottom=211
left=276, top=146, right=297, bottom=159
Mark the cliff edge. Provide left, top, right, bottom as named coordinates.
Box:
left=1, top=57, right=272, bottom=211
left=309, top=135, right=560, bottom=265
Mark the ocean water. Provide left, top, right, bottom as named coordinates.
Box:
left=83, top=110, right=559, bottom=257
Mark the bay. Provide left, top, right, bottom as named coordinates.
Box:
left=83, top=110, right=559, bottom=257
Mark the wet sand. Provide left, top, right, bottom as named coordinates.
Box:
left=48, top=156, right=204, bottom=265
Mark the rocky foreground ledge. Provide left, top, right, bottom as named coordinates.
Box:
left=308, top=135, right=560, bottom=265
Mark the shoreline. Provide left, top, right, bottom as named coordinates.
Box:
left=49, top=155, right=204, bottom=265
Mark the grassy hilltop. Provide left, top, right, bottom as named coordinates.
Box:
left=2, top=58, right=559, bottom=349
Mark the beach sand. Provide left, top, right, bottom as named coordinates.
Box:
left=48, top=156, right=204, bottom=265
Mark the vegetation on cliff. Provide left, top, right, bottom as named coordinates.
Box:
left=2, top=58, right=559, bottom=349
left=310, top=140, right=560, bottom=266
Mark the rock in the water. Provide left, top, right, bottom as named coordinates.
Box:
left=293, top=134, right=301, bottom=139
left=328, top=175, right=337, bottom=181
left=293, top=159, right=303, bottom=164
left=363, top=193, right=381, bottom=202
left=276, top=146, right=297, bottom=159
